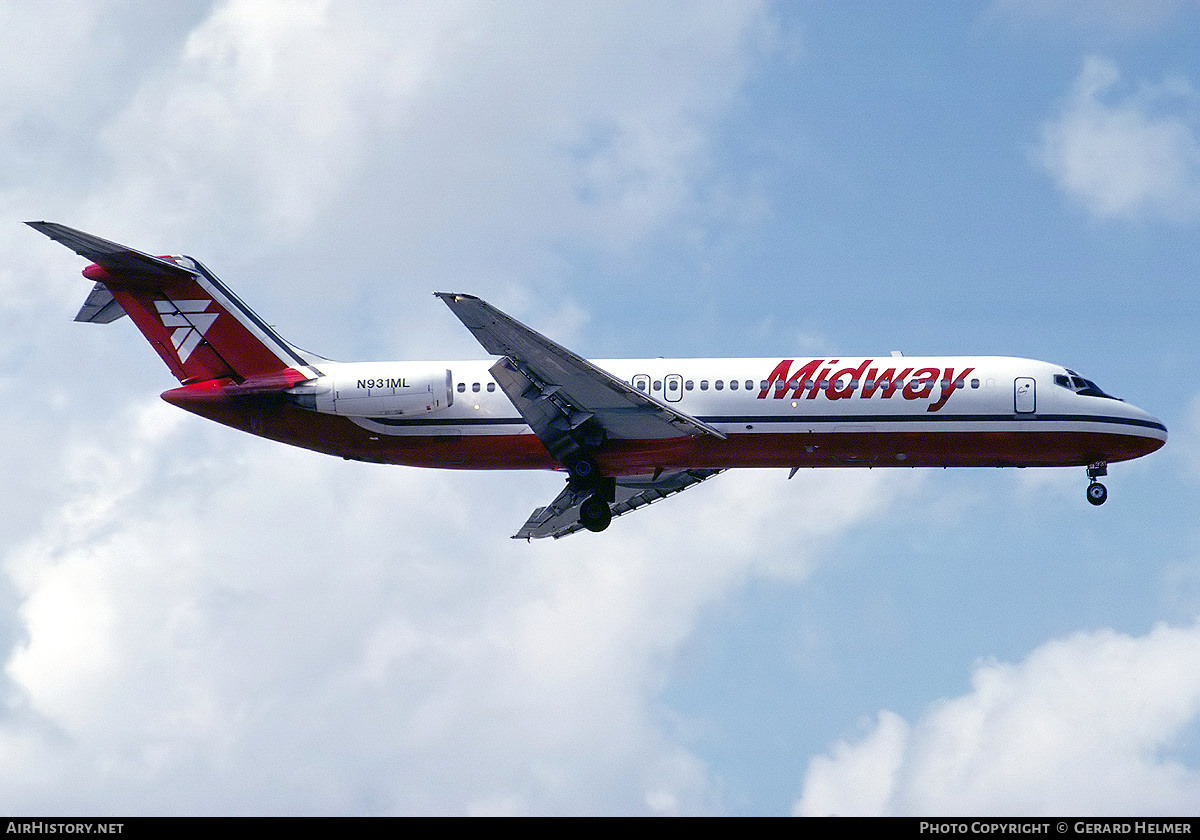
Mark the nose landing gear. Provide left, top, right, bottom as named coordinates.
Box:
left=1086, top=462, right=1108, bottom=506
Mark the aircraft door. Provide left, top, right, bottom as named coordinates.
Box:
left=632, top=374, right=650, bottom=394
left=664, top=373, right=683, bottom=402
left=1014, top=377, right=1036, bottom=413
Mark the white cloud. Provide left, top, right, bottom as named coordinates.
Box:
left=0, top=3, right=921, bottom=807
left=795, top=622, right=1200, bottom=816
left=0, top=0, right=826, bottom=814
left=0, top=0, right=780, bottom=365
left=82, top=1, right=776, bottom=279
left=1038, top=57, right=1200, bottom=223
left=20, top=1, right=1188, bottom=818
left=0, top=400, right=919, bottom=813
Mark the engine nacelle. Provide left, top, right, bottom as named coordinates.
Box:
left=288, top=363, right=454, bottom=417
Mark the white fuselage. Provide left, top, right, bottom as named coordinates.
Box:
left=289, top=355, right=1165, bottom=476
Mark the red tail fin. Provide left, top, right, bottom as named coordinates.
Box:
left=29, top=222, right=314, bottom=385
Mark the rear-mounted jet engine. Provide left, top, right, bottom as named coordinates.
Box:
left=287, top=363, right=454, bottom=417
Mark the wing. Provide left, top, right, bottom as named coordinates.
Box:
left=437, top=292, right=728, bottom=538
left=515, top=469, right=724, bottom=540
left=435, top=293, right=726, bottom=444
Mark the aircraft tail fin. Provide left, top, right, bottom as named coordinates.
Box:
left=28, top=222, right=314, bottom=385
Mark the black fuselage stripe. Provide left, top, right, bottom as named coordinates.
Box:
left=362, top=413, right=1164, bottom=433
left=697, top=413, right=1167, bottom=431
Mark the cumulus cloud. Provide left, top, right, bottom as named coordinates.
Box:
left=83, top=1, right=776, bottom=281
left=0, top=1, right=945, bottom=815
left=1, top=0, right=780, bottom=365
left=795, top=623, right=1200, bottom=816
left=0, top=398, right=917, bottom=813
left=1038, top=57, right=1200, bottom=223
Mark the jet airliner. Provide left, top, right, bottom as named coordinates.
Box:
left=29, top=222, right=1167, bottom=539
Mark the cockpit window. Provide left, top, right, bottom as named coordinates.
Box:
left=1077, top=379, right=1117, bottom=398
left=1054, top=372, right=1120, bottom=400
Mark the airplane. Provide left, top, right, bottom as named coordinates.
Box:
left=28, top=222, right=1168, bottom=539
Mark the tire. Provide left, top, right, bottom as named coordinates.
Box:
left=579, top=496, right=613, bottom=532
left=1087, top=482, right=1108, bottom=506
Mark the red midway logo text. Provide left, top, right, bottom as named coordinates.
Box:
left=757, top=359, right=975, bottom=412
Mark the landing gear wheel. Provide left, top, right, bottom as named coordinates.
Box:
left=1087, top=482, right=1108, bottom=506
left=579, top=495, right=613, bottom=532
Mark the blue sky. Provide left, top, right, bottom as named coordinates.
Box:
left=2, top=0, right=1199, bottom=816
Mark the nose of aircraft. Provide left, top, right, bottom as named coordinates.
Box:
left=1123, top=400, right=1168, bottom=458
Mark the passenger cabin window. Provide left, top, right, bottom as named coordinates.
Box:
left=487, top=382, right=495, bottom=392
left=715, top=380, right=724, bottom=390
left=744, top=380, right=753, bottom=391
left=472, top=382, right=480, bottom=392
left=685, top=380, right=694, bottom=390
left=730, top=380, right=739, bottom=390
left=457, top=383, right=466, bottom=393
left=971, top=379, right=980, bottom=389
left=700, top=380, right=709, bottom=391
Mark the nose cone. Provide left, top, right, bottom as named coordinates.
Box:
left=1121, top=400, right=1168, bottom=459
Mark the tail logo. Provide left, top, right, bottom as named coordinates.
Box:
left=155, top=299, right=217, bottom=364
